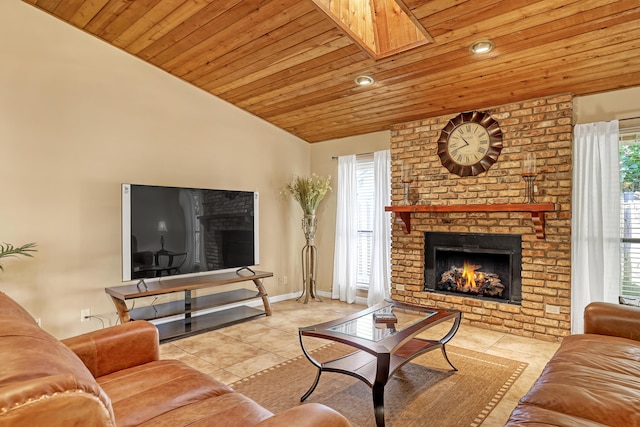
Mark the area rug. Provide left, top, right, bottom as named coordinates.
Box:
left=231, top=343, right=527, bottom=427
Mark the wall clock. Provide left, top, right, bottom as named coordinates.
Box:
left=437, top=111, right=503, bottom=177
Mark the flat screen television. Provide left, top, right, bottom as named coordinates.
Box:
left=122, top=184, right=259, bottom=282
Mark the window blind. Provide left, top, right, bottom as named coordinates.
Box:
left=356, top=154, right=374, bottom=286
left=620, top=129, right=640, bottom=297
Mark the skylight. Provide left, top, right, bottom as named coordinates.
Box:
left=310, top=0, right=433, bottom=59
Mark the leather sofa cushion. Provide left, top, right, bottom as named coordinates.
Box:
left=137, top=392, right=273, bottom=427
left=62, top=320, right=160, bottom=378
left=506, top=333, right=640, bottom=426
left=97, top=359, right=268, bottom=426
left=506, top=405, right=613, bottom=427
left=0, top=291, right=352, bottom=427
left=0, top=309, right=114, bottom=426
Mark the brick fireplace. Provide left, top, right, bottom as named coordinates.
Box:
left=389, top=94, right=573, bottom=341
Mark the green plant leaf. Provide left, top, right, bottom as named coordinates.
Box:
left=0, top=242, right=38, bottom=271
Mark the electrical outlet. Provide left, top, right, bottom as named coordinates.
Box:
left=81, top=308, right=91, bottom=322
left=283, top=275, right=288, bottom=285
left=396, top=284, right=405, bottom=291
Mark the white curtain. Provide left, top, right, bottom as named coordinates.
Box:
left=368, top=150, right=391, bottom=306
left=332, top=155, right=358, bottom=303
left=571, top=120, right=620, bottom=334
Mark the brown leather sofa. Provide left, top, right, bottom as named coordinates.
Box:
left=505, top=302, right=640, bottom=426
left=0, top=292, right=352, bottom=427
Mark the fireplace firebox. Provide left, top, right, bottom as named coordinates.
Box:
left=424, top=232, right=522, bottom=304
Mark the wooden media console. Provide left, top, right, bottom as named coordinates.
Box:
left=105, top=270, right=273, bottom=342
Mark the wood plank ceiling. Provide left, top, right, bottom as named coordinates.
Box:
left=23, top=0, right=640, bottom=143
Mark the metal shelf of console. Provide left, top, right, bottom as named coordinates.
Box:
left=105, top=270, right=273, bottom=342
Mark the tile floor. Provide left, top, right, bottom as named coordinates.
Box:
left=160, top=299, right=560, bottom=426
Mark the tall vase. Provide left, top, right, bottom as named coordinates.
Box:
left=298, top=213, right=321, bottom=303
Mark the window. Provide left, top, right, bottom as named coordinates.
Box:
left=356, top=154, right=374, bottom=287
left=620, top=128, right=640, bottom=297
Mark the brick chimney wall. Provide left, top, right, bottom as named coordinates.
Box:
left=389, top=94, right=573, bottom=342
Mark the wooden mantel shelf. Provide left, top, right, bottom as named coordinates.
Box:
left=384, top=203, right=556, bottom=239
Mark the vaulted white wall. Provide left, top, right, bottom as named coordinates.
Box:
left=0, top=1, right=309, bottom=338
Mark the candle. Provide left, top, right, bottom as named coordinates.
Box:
left=401, top=161, right=412, bottom=182
left=522, top=152, right=536, bottom=176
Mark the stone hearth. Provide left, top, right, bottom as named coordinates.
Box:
left=389, top=94, right=573, bottom=341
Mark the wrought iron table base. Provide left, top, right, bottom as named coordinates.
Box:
left=299, top=303, right=461, bottom=427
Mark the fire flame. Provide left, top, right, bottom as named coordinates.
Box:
left=462, top=260, right=477, bottom=289
left=458, top=260, right=484, bottom=290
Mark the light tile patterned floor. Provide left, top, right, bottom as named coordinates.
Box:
left=160, top=299, right=559, bottom=426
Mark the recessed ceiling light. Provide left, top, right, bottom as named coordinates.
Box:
left=469, top=40, right=495, bottom=55
left=354, top=75, right=375, bottom=86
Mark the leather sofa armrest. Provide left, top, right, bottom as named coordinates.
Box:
left=584, top=302, right=640, bottom=341
left=254, top=403, right=352, bottom=427
left=62, top=320, right=160, bottom=378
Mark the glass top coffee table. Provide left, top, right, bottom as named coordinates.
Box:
left=298, top=300, right=461, bottom=427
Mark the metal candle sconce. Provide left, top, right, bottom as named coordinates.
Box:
left=521, top=152, right=537, bottom=203
left=401, top=161, right=413, bottom=206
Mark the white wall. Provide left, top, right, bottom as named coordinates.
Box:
left=574, top=87, right=640, bottom=124
left=0, top=1, right=309, bottom=338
